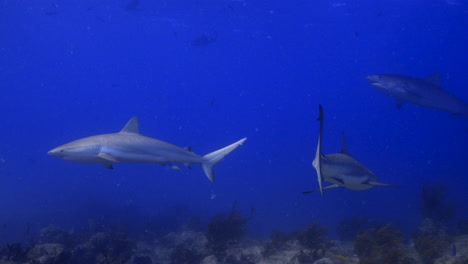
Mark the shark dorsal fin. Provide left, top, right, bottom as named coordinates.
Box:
left=341, top=132, right=348, bottom=154
left=425, top=73, right=440, bottom=86
left=120, top=116, right=141, bottom=134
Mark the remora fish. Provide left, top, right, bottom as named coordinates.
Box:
left=366, top=73, right=468, bottom=116
left=304, top=105, right=396, bottom=197
left=48, top=117, right=247, bottom=182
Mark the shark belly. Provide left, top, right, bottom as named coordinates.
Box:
left=99, top=144, right=205, bottom=165
left=321, top=154, right=377, bottom=190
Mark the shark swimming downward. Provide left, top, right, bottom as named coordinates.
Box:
left=48, top=117, right=247, bottom=182
left=366, top=73, right=468, bottom=116
left=304, top=105, right=396, bottom=197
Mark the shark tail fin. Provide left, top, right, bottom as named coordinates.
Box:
left=202, top=138, right=247, bottom=182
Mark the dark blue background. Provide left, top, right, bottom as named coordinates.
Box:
left=1, top=0, right=467, bottom=241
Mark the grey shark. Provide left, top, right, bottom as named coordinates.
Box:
left=366, top=73, right=468, bottom=116
left=304, top=105, right=396, bottom=197
left=48, top=117, right=247, bottom=182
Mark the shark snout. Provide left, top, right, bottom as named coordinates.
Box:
left=365, top=75, right=379, bottom=83
left=48, top=148, right=62, bottom=157
left=365, top=75, right=387, bottom=89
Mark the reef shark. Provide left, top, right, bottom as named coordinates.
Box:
left=366, top=73, right=468, bottom=116
left=304, top=105, right=396, bottom=197
left=48, top=117, right=247, bottom=182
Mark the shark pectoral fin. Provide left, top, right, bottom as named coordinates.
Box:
left=330, top=177, right=345, bottom=185
left=302, top=184, right=339, bottom=194
left=367, top=181, right=399, bottom=187
left=97, top=152, right=120, bottom=163
left=171, top=165, right=182, bottom=171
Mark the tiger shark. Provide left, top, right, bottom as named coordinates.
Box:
left=366, top=73, right=468, bottom=116
left=48, top=116, right=247, bottom=182
left=304, top=105, right=396, bottom=197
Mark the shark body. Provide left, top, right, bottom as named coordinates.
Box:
left=366, top=73, right=468, bottom=116
left=48, top=117, right=246, bottom=182
left=306, top=105, right=396, bottom=197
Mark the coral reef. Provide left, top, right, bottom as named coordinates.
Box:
left=1, top=220, right=467, bottom=264
left=0, top=242, right=29, bottom=262
left=39, top=225, right=75, bottom=247
left=297, top=222, right=330, bottom=250
left=432, top=235, right=468, bottom=264
left=413, top=218, right=452, bottom=264
left=170, top=245, right=204, bottom=264
left=0, top=225, right=135, bottom=264
left=27, top=243, right=68, bottom=264
left=262, top=221, right=331, bottom=263
left=71, top=231, right=135, bottom=264
left=162, top=230, right=209, bottom=264
left=130, top=255, right=153, bottom=264
left=457, top=219, right=468, bottom=235
left=420, top=182, right=456, bottom=224
left=354, top=223, right=416, bottom=264
left=2, top=209, right=468, bottom=264
left=205, top=201, right=254, bottom=257
left=336, top=216, right=380, bottom=241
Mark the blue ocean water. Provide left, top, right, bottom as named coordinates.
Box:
left=0, top=0, right=467, bottom=251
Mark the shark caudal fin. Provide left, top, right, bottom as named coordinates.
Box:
left=202, top=138, right=247, bottom=182
left=312, top=105, right=325, bottom=198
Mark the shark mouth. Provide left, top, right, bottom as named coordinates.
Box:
left=369, top=82, right=385, bottom=89
left=365, top=77, right=385, bottom=89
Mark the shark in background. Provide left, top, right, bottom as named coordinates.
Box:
left=366, top=73, right=468, bottom=117
left=304, top=105, right=396, bottom=197
left=48, top=117, right=247, bottom=182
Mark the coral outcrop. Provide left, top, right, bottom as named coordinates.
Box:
left=413, top=218, right=452, bottom=264
left=354, top=223, right=416, bottom=264
left=205, top=201, right=254, bottom=258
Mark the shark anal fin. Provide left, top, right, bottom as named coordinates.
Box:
left=101, top=162, right=114, bottom=169
left=97, top=152, right=120, bottom=163
left=395, top=99, right=405, bottom=110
